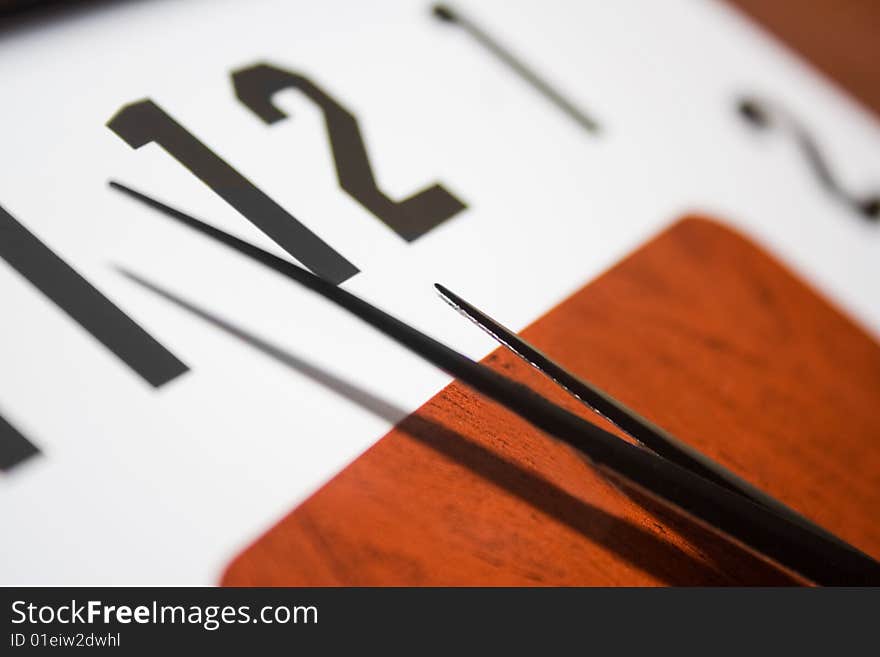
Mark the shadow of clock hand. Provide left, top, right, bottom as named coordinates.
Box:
left=117, top=266, right=405, bottom=425
left=117, top=267, right=796, bottom=585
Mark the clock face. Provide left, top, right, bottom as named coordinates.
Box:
left=1, top=0, right=878, bottom=584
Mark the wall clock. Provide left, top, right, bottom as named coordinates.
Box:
left=1, top=0, right=878, bottom=584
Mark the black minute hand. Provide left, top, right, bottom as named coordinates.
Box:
left=432, top=283, right=859, bottom=554
left=108, top=181, right=880, bottom=585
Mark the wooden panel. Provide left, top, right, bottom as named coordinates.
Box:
left=221, top=216, right=880, bottom=585
left=728, top=0, right=880, bottom=116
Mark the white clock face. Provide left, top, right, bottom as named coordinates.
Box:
left=1, top=0, right=878, bottom=584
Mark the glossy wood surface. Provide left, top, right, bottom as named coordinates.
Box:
left=222, top=216, right=880, bottom=585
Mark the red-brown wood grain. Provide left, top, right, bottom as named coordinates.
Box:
left=221, top=216, right=880, bottom=586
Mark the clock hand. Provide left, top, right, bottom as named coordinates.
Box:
left=228, top=259, right=880, bottom=586
left=109, top=180, right=310, bottom=281
left=434, top=283, right=859, bottom=553
left=738, top=96, right=880, bottom=220
left=432, top=3, right=600, bottom=134
left=108, top=182, right=880, bottom=584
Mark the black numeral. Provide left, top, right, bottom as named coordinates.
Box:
left=0, top=204, right=188, bottom=387
left=0, top=411, right=38, bottom=472
left=232, top=63, right=467, bottom=242
left=107, top=100, right=359, bottom=285
left=737, top=97, right=879, bottom=220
